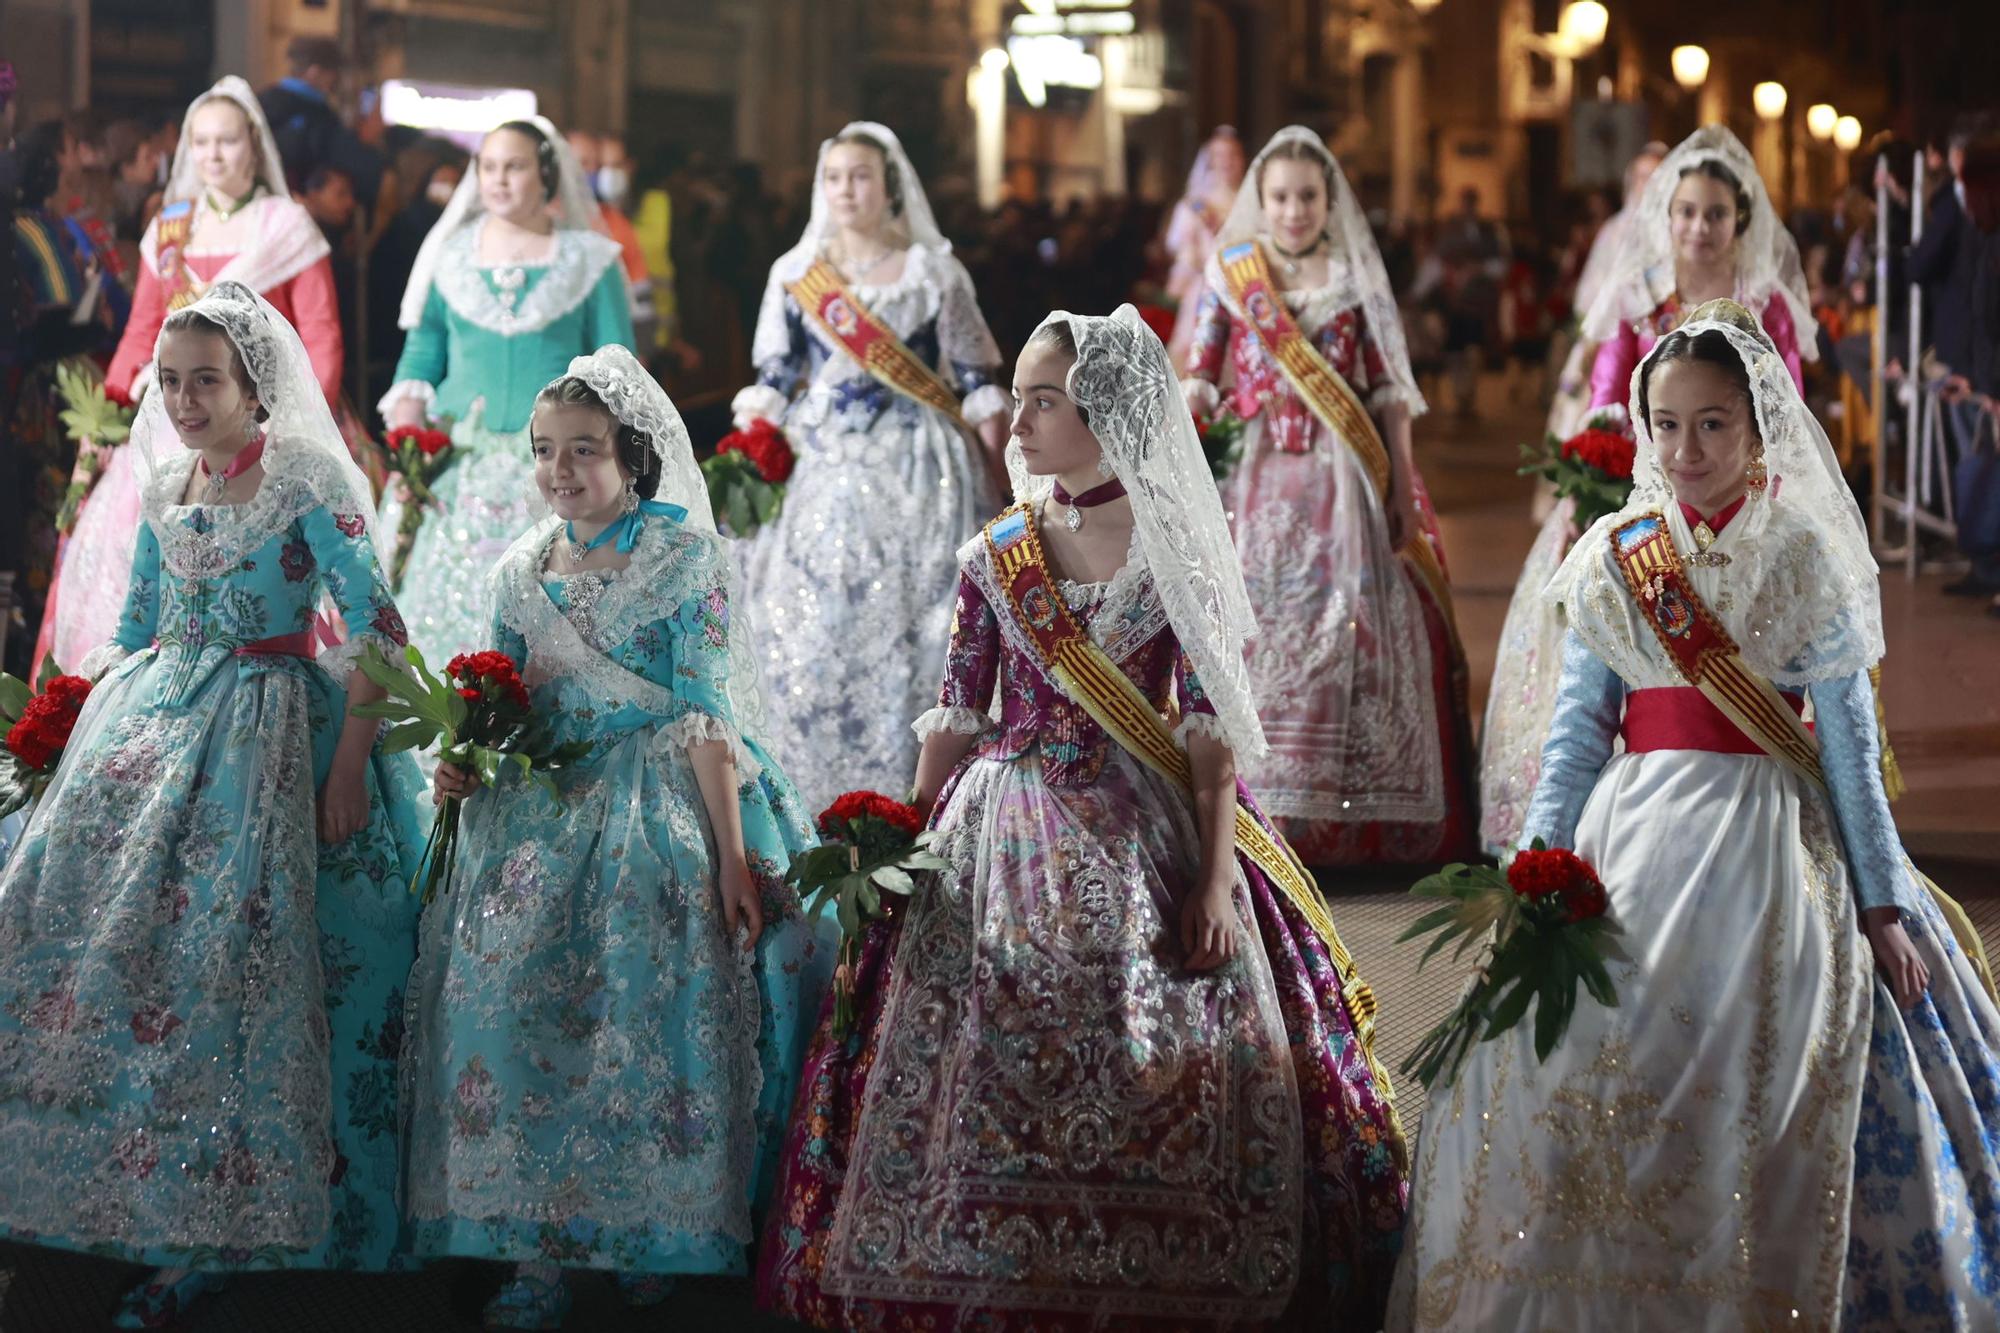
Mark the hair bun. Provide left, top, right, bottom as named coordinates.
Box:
left=1684, top=297, right=1774, bottom=351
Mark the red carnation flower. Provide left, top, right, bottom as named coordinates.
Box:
left=816, top=789, right=924, bottom=839
left=718, top=420, right=796, bottom=484
left=417, top=429, right=451, bottom=457
left=1561, top=877, right=1610, bottom=923
left=5, top=676, right=91, bottom=772
left=1561, top=428, right=1636, bottom=481
left=1506, top=847, right=1603, bottom=906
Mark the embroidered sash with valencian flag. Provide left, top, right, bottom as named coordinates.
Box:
left=153, top=200, right=203, bottom=311
left=983, top=502, right=1402, bottom=1108
left=787, top=259, right=964, bottom=421
left=1217, top=240, right=1463, bottom=666
left=1611, top=511, right=1997, bottom=1002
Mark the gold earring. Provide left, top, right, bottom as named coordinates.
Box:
left=1746, top=444, right=1768, bottom=497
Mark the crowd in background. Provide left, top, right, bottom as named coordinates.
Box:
left=8, top=34, right=2000, bottom=679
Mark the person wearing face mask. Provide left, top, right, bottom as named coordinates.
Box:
left=756, top=307, right=1407, bottom=1331
left=1389, top=299, right=1999, bottom=1331
left=1479, top=125, right=1819, bottom=856
left=401, top=347, right=830, bottom=1329
left=377, top=117, right=634, bottom=678
left=1182, top=126, right=1474, bottom=869
left=33, top=77, right=344, bottom=682
left=729, top=122, right=1010, bottom=811
left=0, top=281, right=427, bottom=1328
left=569, top=128, right=654, bottom=349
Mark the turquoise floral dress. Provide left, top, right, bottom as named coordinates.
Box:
left=400, top=510, right=831, bottom=1276
left=0, top=438, right=427, bottom=1270
left=376, top=221, right=634, bottom=673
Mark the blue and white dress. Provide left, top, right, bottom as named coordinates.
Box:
left=400, top=508, right=832, bottom=1275
left=732, top=241, right=1006, bottom=810
left=0, top=440, right=427, bottom=1271
left=1390, top=501, right=2000, bottom=1331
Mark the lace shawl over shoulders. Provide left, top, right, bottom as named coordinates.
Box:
left=432, top=225, right=624, bottom=336
left=139, top=436, right=366, bottom=580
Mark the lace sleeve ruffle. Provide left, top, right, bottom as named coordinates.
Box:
left=731, top=384, right=790, bottom=430
left=961, top=383, right=1009, bottom=426
left=77, top=642, right=133, bottom=683
left=376, top=378, right=437, bottom=422
left=1175, top=711, right=1233, bottom=749
left=912, top=705, right=990, bottom=741
left=653, top=710, right=762, bottom=783
left=1181, top=377, right=1221, bottom=417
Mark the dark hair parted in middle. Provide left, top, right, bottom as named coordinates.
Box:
left=492, top=119, right=561, bottom=203
left=1674, top=157, right=1753, bottom=239
left=532, top=376, right=662, bottom=498
left=1636, top=298, right=1771, bottom=434
left=1025, top=318, right=1089, bottom=428
left=829, top=129, right=904, bottom=218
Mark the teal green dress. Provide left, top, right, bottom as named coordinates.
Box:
left=0, top=440, right=426, bottom=1270
left=377, top=221, right=634, bottom=674
left=401, top=510, right=833, bottom=1275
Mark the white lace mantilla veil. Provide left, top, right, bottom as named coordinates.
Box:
left=499, top=345, right=777, bottom=748
left=1580, top=124, right=1818, bottom=357
left=765, top=120, right=948, bottom=291
left=1547, top=307, right=1884, bottom=686
left=131, top=279, right=383, bottom=562
left=1212, top=124, right=1427, bottom=413
left=161, top=76, right=290, bottom=205
left=1010, top=305, right=1269, bottom=760
left=396, top=114, right=600, bottom=330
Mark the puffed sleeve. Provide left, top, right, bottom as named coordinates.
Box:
left=581, top=256, right=637, bottom=352
left=1586, top=318, right=1642, bottom=427
left=106, top=257, right=167, bottom=402
left=1181, top=289, right=1231, bottom=418
left=1810, top=669, right=1917, bottom=914
left=936, top=255, right=1007, bottom=424
left=734, top=269, right=808, bottom=427
left=283, top=256, right=347, bottom=402
left=1172, top=648, right=1229, bottom=749
left=298, top=506, right=409, bottom=689
left=1517, top=630, right=1625, bottom=852
left=379, top=284, right=448, bottom=422
left=912, top=569, right=999, bottom=740
left=78, top=521, right=164, bottom=678
left=1348, top=302, right=1416, bottom=415
left=654, top=538, right=762, bottom=778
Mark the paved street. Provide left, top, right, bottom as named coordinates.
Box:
left=4, top=372, right=1994, bottom=1332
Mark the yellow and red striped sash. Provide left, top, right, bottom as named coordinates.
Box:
left=1216, top=240, right=1463, bottom=659
left=153, top=201, right=203, bottom=312
left=787, top=258, right=963, bottom=421
left=1611, top=511, right=1997, bottom=1001
left=983, top=503, right=1400, bottom=1104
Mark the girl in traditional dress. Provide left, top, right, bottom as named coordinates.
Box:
left=1182, top=125, right=1474, bottom=867
left=36, top=76, right=344, bottom=677
left=401, top=346, right=830, bottom=1329
left=730, top=122, right=1009, bottom=811
left=757, top=305, right=1408, bottom=1331
left=1480, top=125, right=1817, bottom=854
left=1163, top=125, right=1246, bottom=368
left=1390, top=301, right=2000, bottom=1331
left=379, top=117, right=634, bottom=673
left=0, top=282, right=427, bottom=1327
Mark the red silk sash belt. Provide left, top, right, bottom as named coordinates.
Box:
left=1622, top=686, right=1806, bottom=756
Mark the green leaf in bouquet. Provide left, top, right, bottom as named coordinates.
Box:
left=836, top=886, right=862, bottom=939
left=726, top=485, right=755, bottom=540
left=0, top=674, right=33, bottom=722
left=1533, top=968, right=1574, bottom=1061
left=870, top=864, right=914, bottom=895
left=855, top=881, right=880, bottom=918
left=902, top=851, right=952, bottom=872
left=33, top=656, right=67, bottom=694
left=1481, top=975, right=1537, bottom=1039
left=378, top=719, right=437, bottom=755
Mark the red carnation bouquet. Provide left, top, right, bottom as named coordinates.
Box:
left=1519, top=419, right=1638, bottom=533
left=1396, top=839, right=1627, bottom=1087
left=383, top=425, right=455, bottom=591
left=1192, top=407, right=1247, bottom=482
left=786, top=789, right=949, bottom=1034
left=0, top=662, right=92, bottom=818
left=702, top=419, right=795, bottom=538
left=357, top=646, right=594, bottom=902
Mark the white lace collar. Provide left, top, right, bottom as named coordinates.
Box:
left=141, top=439, right=357, bottom=581
left=431, top=220, right=623, bottom=336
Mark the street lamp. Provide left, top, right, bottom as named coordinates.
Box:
left=1753, top=82, right=1788, bottom=121
left=1410, top=0, right=1443, bottom=12
left=1806, top=104, right=1838, bottom=141
left=1559, top=1, right=1608, bottom=51
left=1671, top=45, right=1710, bottom=91
left=1834, top=116, right=1862, bottom=152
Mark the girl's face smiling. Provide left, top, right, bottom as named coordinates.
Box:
left=532, top=401, right=630, bottom=525
left=823, top=141, right=891, bottom=235
left=1669, top=172, right=1740, bottom=269
left=188, top=99, right=257, bottom=198
left=157, top=328, right=259, bottom=451
left=1260, top=157, right=1329, bottom=253
left=1646, top=356, right=1758, bottom=517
